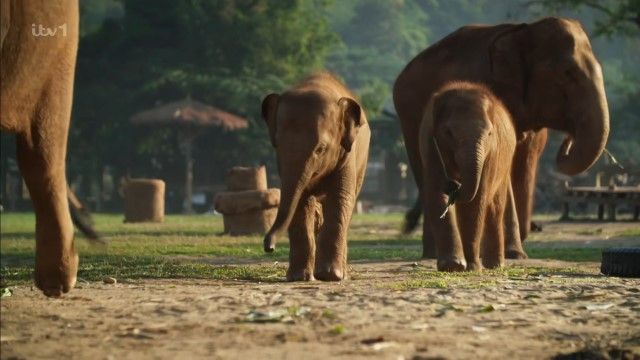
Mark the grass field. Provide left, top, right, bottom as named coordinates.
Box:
left=2, top=212, right=635, bottom=286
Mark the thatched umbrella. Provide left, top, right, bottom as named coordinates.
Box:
left=131, top=98, right=248, bottom=213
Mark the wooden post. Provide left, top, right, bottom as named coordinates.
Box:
left=597, top=204, right=604, bottom=220
left=179, top=130, right=195, bottom=214
left=560, top=201, right=570, bottom=221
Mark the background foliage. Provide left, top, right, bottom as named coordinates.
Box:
left=1, top=0, right=638, bottom=212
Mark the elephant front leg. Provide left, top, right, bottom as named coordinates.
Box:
left=504, top=183, right=527, bottom=259
left=16, top=111, right=77, bottom=297
left=456, top=201, right=486, bottom=271
left=481, top=193, right=507, bottom=269
left=314, top=186, right=354, bottom=281
left=287, top=195, right=318, bottom=281
left=511, top=129, right=547, bottom=242
left=424, top=180, right=465, bottom=271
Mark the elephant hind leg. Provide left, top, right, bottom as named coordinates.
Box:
left=286, top=195, right=318, bottom=281
left=16, top=113, right=77, bottom=297
left=402, top=196, right=422, bottom=234
left=504, top=183, right=528, bottom=259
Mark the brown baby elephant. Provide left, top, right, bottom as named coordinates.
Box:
left=419, top=82, right=516, bottom=271
left=261, top=72, right=371, bottom=281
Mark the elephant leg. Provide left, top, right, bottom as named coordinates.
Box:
left=511, top=129, right=547, bottom=241
left=402, top=196, right=422, bottom=234
left=421, top=201, right=437, bottom=259
left=482, top=193, right=507, bottom=269
left=456, top=202, right=486, bottom=271
left=16, top=95, right=77, bottom=297
left=314, top=184, right=354, bottom=281
left=504, top=182, right=527, bottom=259
left=423, top=172, right=465, bottom=271
left=287, top=195, right=318, bottom=281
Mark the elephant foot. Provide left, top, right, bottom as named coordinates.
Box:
left=35, top=248, right=79, bottom=297
left=466, top=260, right=484, bottom=272
left=482, top=257, right=505, bottom=269
left=505, top=248, right=528, bottom=259
left=314, top=264, right=345, bottom=281
left=530, top=221, right=543, bottom=233
left=437, top=257, right=466, bottom=272
left=286, top=268, right=315, bottom=281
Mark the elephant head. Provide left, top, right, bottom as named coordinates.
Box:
left=490, top=17, right=609, bottom=176
left=430, top=87, right=496, bottom=203
left=261, top=91, right=363, bottom=252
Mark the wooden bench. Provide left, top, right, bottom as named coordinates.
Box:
left=560, top=184, right=640, bottom=221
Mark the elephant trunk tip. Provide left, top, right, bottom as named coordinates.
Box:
left=263, top=233, right=276, bottom=253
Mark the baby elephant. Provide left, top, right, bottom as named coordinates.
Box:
left=261, top=72, right=370, bottom=281
left=419, top=81, right=516, bottom=271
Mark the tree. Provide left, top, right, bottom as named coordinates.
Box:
left=69, top=0, right=338, bottom=208
left=532, top=0, right=640, bottom=37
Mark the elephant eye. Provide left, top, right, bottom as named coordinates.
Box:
left=314, top=144, right=326, bottom=155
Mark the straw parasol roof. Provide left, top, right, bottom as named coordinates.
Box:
left=130, top=98, right=248, bottom=130
left=129, top=98, right=247, bottom=213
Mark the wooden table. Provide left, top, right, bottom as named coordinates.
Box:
left=561, top=185, right=640, bottom=221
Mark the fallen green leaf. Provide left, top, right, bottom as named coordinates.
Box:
left=480, top=305, right=495, bottom=313
left=0, top=287, right=12, bottom=298
left=330, top=324, right=346, bottom=335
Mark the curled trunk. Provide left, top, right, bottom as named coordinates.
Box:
left=556, top=82, right=610, bottom=176
left=263, top=168, right=309, bottom=252
left=456, top=142, right=486, bottom=203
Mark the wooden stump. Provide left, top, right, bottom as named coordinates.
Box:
left=222, top=207, right=278, bottom=236
left=225, top=165, right=267, bottom=191
left=214, top=189, right=279, bottom=235
left=214, top=189, right=280, bottom=214
left=123, top=179, right=165, bottom=223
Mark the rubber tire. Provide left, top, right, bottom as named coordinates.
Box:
left=600, top=248, right=640, bottom=278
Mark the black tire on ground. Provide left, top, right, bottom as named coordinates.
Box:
left=600, top=248, right=640, bottom=278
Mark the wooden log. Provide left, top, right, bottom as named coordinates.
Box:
left=225, top=165, right=267, bottom=191
left=222, top=208, right=278, bottom=235
left=214, top=189, right=280, bottom=215
left=123, top=179, right=165, bottom=223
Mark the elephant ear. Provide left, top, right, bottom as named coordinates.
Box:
left=338, top=97, right=362, bottom=153
left=489, top=24, right=530, bottom=97
left=261, top=93, right=280, bottom=148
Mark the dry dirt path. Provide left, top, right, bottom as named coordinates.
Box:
left=2, top=260, right=639, bottom=360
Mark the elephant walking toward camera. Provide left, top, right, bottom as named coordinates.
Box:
left=395, top=17, right=609, bottom=259
left=1, top=0, right=83, bottom=297
left=261, top=72, right=370, bottom=281
left=420, top=82, right=516, bottom=271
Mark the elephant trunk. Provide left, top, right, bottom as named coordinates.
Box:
left=263, top=167, right=309, bottom=253
left=556, top=81, right=610, bottom=176
left=456, top=141, right=486, bottom=203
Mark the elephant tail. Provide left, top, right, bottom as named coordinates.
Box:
left=68, top=188, right=102, bottom=242
left=402, top=196, right=422, bottom=234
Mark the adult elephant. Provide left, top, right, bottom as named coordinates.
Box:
left=1, top=0, right=82, bottom=296
left=394, top=17, right=609, bottom=258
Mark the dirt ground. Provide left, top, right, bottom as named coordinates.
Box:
left=2, top=221, right=640, bottom=360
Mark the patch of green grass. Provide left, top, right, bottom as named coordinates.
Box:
left=389, top=265, right=587, bottom=291
left=1, top=255, right=286, bottom=285
left=524, top=246, right=602, bottom=262
left=0, top=212, right=607, bottom=286
left=617, top=227, right=640, bottom=238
